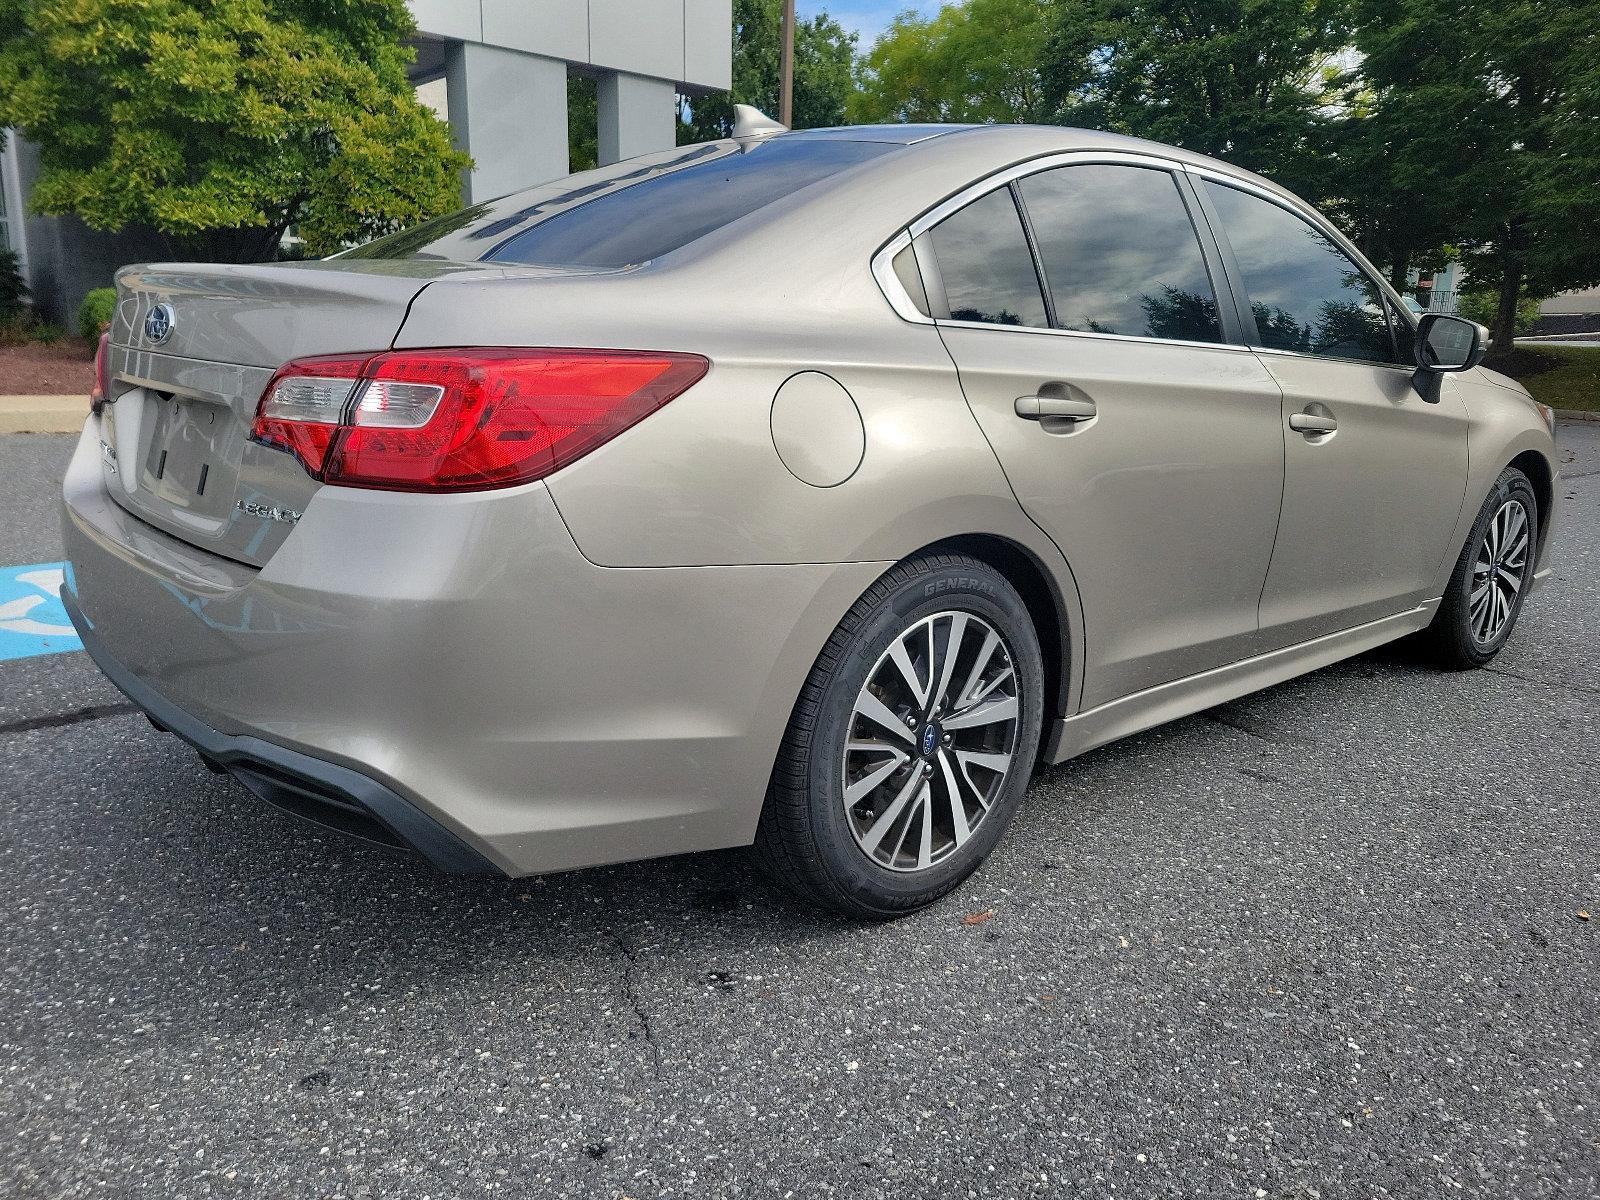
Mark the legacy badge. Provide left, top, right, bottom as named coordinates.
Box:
left=236, top=499, right=302, bottom=524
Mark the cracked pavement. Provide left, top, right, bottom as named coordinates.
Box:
left=2, top=425, right=1597, bottom=1198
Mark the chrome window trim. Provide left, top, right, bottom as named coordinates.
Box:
left=869, top=149, right=1422, bottom=369
left=907, top=149, right=1194, bottom=239
left=871, top=149, right=1239, bottom=352
left=870, top=228, right=931, bottom=324
left=934, top=318, right=1265, bottom=355
left=1249, top=343, right=1419, bottom=374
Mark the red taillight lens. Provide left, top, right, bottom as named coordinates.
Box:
left=251, top=353, right=376, bottom=476
left=250, top=348, right=708, bottom=492
left=89, top=332, right=111, bottom=414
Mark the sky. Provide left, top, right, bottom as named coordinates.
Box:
left=800, top=1, right=940, bottom=49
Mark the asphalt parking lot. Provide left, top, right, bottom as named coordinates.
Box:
left=3, top=425, right=1596, bottom=1199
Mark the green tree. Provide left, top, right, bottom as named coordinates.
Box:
left=0, top=0, right=471, bottom=261
left=1456, top=289, right=1543, bottom=338
left=679, top=0, right=857, bottom=140
left=851, top=0, right=1051, bottom=124
left=0, top=245, right=28, bottom=321
left=1040, top=0, right=1351, bottom=198
left=1315, top=84, right=1454, bottom=295
left=1348, top=0, right=1600, bottom=352
left=569, top=74, right=599, bottom=172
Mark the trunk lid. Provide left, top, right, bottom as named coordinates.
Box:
left=98, top=259, right=571, bottom=567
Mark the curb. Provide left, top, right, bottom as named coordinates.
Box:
left=0, top=395, right=86, bottom=434
left=1556, top=409, right=1600, bottom=423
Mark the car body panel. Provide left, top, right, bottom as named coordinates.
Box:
left=936, top=324, right=1286, bottom=708
left=1048, top=598, right=1440, bottom=762
left=61, top=122, right=1559, bottom=876
left=1254, top=354, right=1471, bottom=648
left=1438, top=368, right=1562, bottom=589
left=62, top=422, right=893, bottom=874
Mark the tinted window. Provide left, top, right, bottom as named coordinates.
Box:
left=927, top=188, right=1048, bottom=328
left=344, top=139, right=896, bottom=268
left=892, top=244, right=930, bottom=316
left=1387, top=298, right=1417, bottom=366
left=1204, top=182, right=1397, bottom=364
left=1018, top=165, right=1222, bottom=342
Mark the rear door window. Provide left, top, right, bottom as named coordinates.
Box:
left=1203, top=181, right=1399, bottom=364
left=1017, top=164, right=1223, bottom=343
left=926, top=188, right=1049, bottom=328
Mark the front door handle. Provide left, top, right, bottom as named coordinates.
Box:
left=1288, top=411, right=1338, bottom=434
left=1015, top=395, right=1097, bottom=422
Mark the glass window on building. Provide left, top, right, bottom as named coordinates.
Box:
left=0, top=142, right=13, bottom=254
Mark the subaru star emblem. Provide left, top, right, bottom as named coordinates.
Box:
left=921, top=724, right=938, bottom=755
left=143, top=303, right=174, bottom=345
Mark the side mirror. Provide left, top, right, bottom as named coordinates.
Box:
left=1416, top=313, right=1488, bottom=372
left=1412, top=313, right=1488, bottom=403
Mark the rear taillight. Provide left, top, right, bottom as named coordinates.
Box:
left=251, top=348, right=707, bottom=492
left=89, top=332, right=111, bottom=414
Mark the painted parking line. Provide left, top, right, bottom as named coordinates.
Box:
left=0, top=562, right=82, bottom=662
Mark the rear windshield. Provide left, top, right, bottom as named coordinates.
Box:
left=341, top=138, right=897, bottom=268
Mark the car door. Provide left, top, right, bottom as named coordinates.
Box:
left=1194, top=178, right=1471, bottom=648
left=917, top=157, right=1286, bottom=709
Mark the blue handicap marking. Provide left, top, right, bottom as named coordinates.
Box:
left=0, top=562, right=82, bottom=662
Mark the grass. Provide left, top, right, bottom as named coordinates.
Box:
left=1485, top=345, right=1600, bottom=413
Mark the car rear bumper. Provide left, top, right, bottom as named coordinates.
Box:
left=64, top=585, right=502, bottom=874
left=61, top=421, right=886, bottom=877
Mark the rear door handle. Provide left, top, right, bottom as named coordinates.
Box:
left=1015, top=395, right=1097, bottom=422
left=1288, top=411, right=1338, bottom=434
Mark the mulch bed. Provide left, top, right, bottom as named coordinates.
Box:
left=0, top=339, right=97, bottom=396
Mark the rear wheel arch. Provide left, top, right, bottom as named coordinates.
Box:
left=756, top=548, right=1048, bottom=917
left=912, top=533, right=1074, bottom=743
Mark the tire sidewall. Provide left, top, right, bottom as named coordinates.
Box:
left=803, top=562, right=1045, bottom=916
left=1450, top=469, right=1538, bottom=664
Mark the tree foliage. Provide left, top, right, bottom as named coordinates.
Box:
left=1314, top=82, right=1454, bottom=293
left=1040, top=0, right=1351, bottom=199
left=569, top=74, right=599, bottom=173
left=851, top=0, right=1050, bottom=124
left=0, top=246, right=29, bottom=321
left=680, top=0, right=857, bottom=141
left=0, top=0, right=471, bottom=260
left=1348, top=0, right=1600, bottom=351
left=1456, top=289, right=1542, bottom=337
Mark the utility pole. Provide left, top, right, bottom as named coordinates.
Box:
left=779, top=0, right=795, bottom=128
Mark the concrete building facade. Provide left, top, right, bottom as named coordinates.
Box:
left=409, top=0, right=731, bottom=201
left=0, top=1, right=731, bottom=323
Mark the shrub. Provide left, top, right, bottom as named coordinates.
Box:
left=31, top=322, right=65, bottom=345
left=1457, top=290, right=1543, bottom=337
left=77, top=288, right=117, bottom=342
left=0, top=248, right=28, bottom=323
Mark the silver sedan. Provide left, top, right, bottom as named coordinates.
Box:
left=63, top=118, right=1558, bottom=917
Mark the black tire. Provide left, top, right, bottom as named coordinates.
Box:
left=1420, top=466, right=1538, bottom=669
left=755, top=552, right=1045, bottom=920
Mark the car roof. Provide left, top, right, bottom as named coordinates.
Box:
left=775, top=124, right=981, bottom=145
left=770, top=123, right=1288, bottom=199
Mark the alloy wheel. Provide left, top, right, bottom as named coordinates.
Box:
left=1470, top=498, right=1529, bottom=645
left=841, top=611, right=1020, bottom=872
